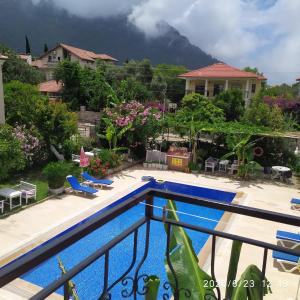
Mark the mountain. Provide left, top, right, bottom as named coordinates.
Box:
left=0, top=0, right=218, bottom=68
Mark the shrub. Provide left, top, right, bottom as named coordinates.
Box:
left=12, top=124, right=47, bottom=167
left=214, top=89, right=245, bottom=121
left=98, top=149, right=122, bottom=169
left=42, top=161, right=71, bottom=189
left=4, top=81, right=78, bottom=146
left=0, top=124, right=26, bottom=181
left=188, top=161, right=200, bottom=171
left=62, top=135, right=93, bottom=160
left=87, top=158, right=109, bottom=179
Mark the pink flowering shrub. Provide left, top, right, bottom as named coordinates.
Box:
left=104, top=101, right=162, bottom=153
left=13, top=125, right=47, bottom=167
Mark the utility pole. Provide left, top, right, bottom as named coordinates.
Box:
left=0, top=54, right=8, bottom=125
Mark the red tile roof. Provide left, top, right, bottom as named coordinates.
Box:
left=39, top=80, right=63, bottom=93
left=40, top=43, right=118, bottom=62
left=178, top=63, right=267, bottom=80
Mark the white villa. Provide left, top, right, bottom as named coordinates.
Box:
left=178, top=62, right=267, bottom=106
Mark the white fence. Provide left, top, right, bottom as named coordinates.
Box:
left=145, top=150, right=167, bottom=164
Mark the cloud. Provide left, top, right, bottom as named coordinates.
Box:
left=31, top=0, right=300, bottom=83
left=129, top=0, right=300, bottom=84
left=31, top=0, right=140, bottom=18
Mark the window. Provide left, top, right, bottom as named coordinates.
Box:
left=195, top=85, right=205, bottom=95
left=213, top=84, right=224, bottom=96
left=57, top=57, right=61, bottom=61
left=251, top=83, right=256, bottom=93
left=48, top=55, right=52, bottom=62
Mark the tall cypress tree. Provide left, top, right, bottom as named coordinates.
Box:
left=25, top=35, right=31, bottom=54
left=44, top=43, right=48, bottom=53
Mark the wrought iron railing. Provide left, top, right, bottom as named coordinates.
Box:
left=0, top=188, right=299, bottom=300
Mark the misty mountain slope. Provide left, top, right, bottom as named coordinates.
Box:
left=0, top=0, right=218, bottom=68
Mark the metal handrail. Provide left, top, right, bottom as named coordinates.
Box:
left=0, top=188, right=299, bottom=300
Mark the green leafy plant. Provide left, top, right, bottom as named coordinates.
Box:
left=224, top=135, right=262, bottom=179
left=0, top=124, right=26, bottom=180
left=98, top=149, right=122, bottom=169
left=147, top=200, right=271, bottom=299
left=42, top=161, right=71, bottom=189
left=87, top=157, right=109, bottom=179
left=145, top=276, right=160, bottom=300
left=98, top=118, right=131, bottom=151
left=225, top=241, right=272, bottom=300
left=188, top=161, right=200, bottom=172
left=58, top=257, right=80, bottom=300
left=164, top=201, right=216, bottom=299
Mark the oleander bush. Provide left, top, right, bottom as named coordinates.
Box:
left=0, top=124, right=26, bottom=181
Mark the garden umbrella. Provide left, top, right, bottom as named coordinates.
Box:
left=80, top=147, right=89, bottom=168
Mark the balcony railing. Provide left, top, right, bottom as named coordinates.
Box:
left=0, top=188, right=299, bottom=300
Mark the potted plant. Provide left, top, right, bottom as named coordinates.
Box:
left=43, top=161, right=71, bottom=194
left=188, top=161, right=200, bottom=174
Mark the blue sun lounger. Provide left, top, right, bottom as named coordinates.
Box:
left=291, top=198, right=300, bottom=210
left=81, top=172, right=113, bottom=188
left=276, top=230, right=300, bottom=249
left=272, top=250, right=300, bottom=273
left=66, top=175, right=98, bottom=195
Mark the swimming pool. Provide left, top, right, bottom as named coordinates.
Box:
left=20, top=180, right=236, bottom=299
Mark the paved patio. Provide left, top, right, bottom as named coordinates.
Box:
left=0, top=166, right=299, bottom=299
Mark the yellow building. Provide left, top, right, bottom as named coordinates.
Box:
left=178, top=62, right=266, bottom=106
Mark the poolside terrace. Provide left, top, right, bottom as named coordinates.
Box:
left=0, top=166, right=299, bottom=299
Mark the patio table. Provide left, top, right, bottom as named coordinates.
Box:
left=271, top=166, right=291, bottom=180
left=0, top=188, right=22, bottom=210
left=219, top=160, right=230, bottom=172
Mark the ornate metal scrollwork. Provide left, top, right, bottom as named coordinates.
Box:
left=121, top=274, right=150, bottom=298
left=162, top=281, right=191, bottom=299
left=136, top=274, right=149, bottom=295
left=121, top=276, right=134, bottom=298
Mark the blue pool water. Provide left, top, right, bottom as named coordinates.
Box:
left=18, top=181, right=235, bottom=299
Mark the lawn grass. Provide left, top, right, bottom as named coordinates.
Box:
left=0, top=168, right=49, bottom=202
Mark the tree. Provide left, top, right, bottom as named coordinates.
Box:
left=0, top=124, right=26, bottom=180
left=55, top=61, right=118, bottom=111
left=214, top=89, right=245, bottom=121
left=4, top=80, right=47, bottom=126
left=123, top=59, right=153, bottom=85
left=0, top=44, right=43, bottom=84
left=242, top=95, right=285, bottom=131
left=150, top=73, right=167, bottom=101
left=54, top=60, right=82, bottom=110
left=4, top=81, right=77, bottom=146
left=263, top=83, right=298, bottom=99
left=44, top=43, right=48, bottom=53
left=25, top=35, right=31, bottom=54
left=80, top=67, right=119, bottom=110
left=116, top=78, right=150, bottom=103
left=243, top=66, right=263, bottom=75
left=180, top=93, right=225, bottom=123
left=154, top=64, right=188, bottom=103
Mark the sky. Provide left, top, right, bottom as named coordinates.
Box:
left=31, top=0, right=300, bottom=84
